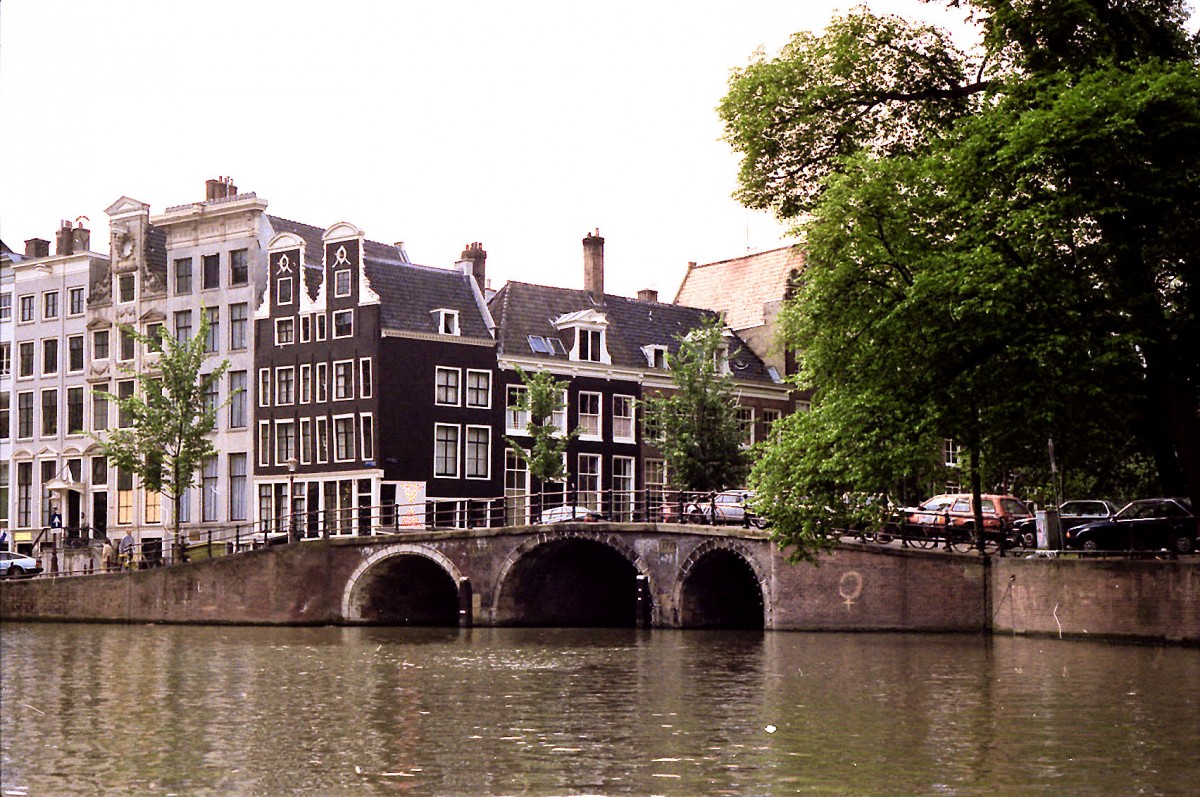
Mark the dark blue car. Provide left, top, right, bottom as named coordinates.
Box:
left=1064, top=498, right=1196, bottom=554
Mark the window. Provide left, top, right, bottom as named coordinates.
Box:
left=300, top=418, right=313, bottom=464
left=506, top=385, right=529, bottom=433
left=117, top=381, right=134, bottom=427
left=92, top=385, right=109, bottom=431
left=93, top=329, right=109, bottom=360
left=316, top=314, right=327, bottom=341
left=359, top=359, right=373, bottom=399
left=41, top=389, right=58, bottom=436
left=276, top=276, right=293, bottom=305
left=117, top=273, right=136, bottom=303
left=435, top=367, right=460, bottom=406
left=18, top=342, right=33, bottom=377
left=229, top=249, right=248, bottom=286
left=43, top=291, right=59, bottom=320
left=19, top=295, right=34, bottom=322
left=762, top=409, right=782, bottom=440
left=68, top=287, right=84, bottom=316
left=67, top=387, right=84, bottom=435
left=299, top=364, right=312, bottom=404
left=92, top=456, right=108, bottom=486
left=119, top=329, right=135, bottom=362
left=0, top=393, right=8, bottom=441
left=42, top=338, right=58, bottom=375
left=174, top=258, right=193, bottom=294
left=578, top=392, right=601, bottom=438
left=0, top=292, right=10, bottom=321
left=578, top=328, right=602, bottom=362
left=644, top=345, right=668, bottom=369
left=466, top=370, right=491, bottom=408
left=201, top=457, right=219, bottom=522
left=229, top=371, right=247, bottom=428
left=435, top=309, right=460, bottom=335
left=174, top=310, right=193, bottom=344
left=334, top=416, right=355, bottom=462
left=258, top=369, right=271, bottom=407
left=17, top=462, right=32, bottom=527
left=612, top=456, right=635, bottom=521
left=465, top=426, right=490, bottom=480
left=943, top=439, right=961, bottom=468
left=334, top=269, right=351, bottom=297
left=316, top=362, right=328, bottom=403
left=275, top=317, right=295, bottom=346
left=175, top=486, right=192, bottom=525
left=258, top=422, right=271, bottom=467
left=17, top=393, right=32, bottom=439
left=0, top=342, right=9, bottom=378
left=149, top=322, right=167, bottom=353
left=203, top=377, right=219, bottom=414
left=333, top=361, right=354, bottom=400
left=360, top=414, right=374, bottom=461
left=145, top=489, right=162, bottom=525
left=737, top=407, right=755, bottom=447
left=613, top=395, right=635, bottom=442
left=275, top=420, right=295, bottom=465
left=116, top=469, right=133, bottom=525
left=332, top=309, right=353, bottom=338
left=578, top=453, right=601, bottom=510
left=229, top=453, right=247, bottom=521
left=203, top=253, right=220, bottom=290
left=229, top=303, right=248, bottom=350
left=275, top=366, right=295, bottom=405
left=204, top=307, right=219, bottom=353
left=315, top=417, right=329, bottom=463
left=300, top=315, right=312, bottom=343
left=434, top=424, right=460, bottom=478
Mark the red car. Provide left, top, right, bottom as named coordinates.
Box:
left=905, top=493, right=1032, bottom=530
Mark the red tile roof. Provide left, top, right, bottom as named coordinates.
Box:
left=673, top=245, right=804, bottom=330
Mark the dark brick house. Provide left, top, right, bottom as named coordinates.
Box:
left=255, top=221, right=497, bottom=536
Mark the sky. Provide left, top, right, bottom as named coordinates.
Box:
left=0, top=1, right=977, bottom=299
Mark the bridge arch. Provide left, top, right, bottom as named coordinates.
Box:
left=490, top=529, right=656, bottom=627
left=675, top=539, right=772, bottom=629
left=341, top=543, right=465, bottom=625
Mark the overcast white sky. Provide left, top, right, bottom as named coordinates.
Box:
left=1, top=1, right=977, bottom=299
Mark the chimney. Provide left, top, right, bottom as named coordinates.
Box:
left=206, top=179, right=221, bottom=200
left=24, top=238, right=50, bottom=258
left=583, top=229, right=604, bottom=304
left=637, top=288, right=658, bottom=303
left=71, top=218, right=90, bottom=253
left=205, top=176, right=237, bottom=201
left=460, top=242, right=487, bottom=291
left=55, top=220, right=77, bottom=255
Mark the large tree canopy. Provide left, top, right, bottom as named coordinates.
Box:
left=721, top=1, right=1200, bottom=547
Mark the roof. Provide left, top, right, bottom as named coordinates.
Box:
left=673, top=245, right=804, bottom=331
left=489, top=281, right=774, bottom=381
left=267, top=215, right=490, bottom=339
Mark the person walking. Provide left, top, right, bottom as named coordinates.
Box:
left=101, top=538, right=115, bottom=572
left=118, top=531, right=135, bottom=571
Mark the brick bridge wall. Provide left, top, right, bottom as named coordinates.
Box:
left=2, top=524, right=1195, bottom=643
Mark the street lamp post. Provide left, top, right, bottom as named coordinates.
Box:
left=286, top=457, right=299, bottom=544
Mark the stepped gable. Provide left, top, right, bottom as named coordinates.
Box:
left=489, top=281, right=772, bottom=381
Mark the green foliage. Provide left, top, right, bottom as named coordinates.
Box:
left=640, top=316, right=746, bottom=493
left=504, top=367, right=576, bottom=484
left=724, top=2, right=1200, bottom=550
left=96, top=309, right=233, bottom=550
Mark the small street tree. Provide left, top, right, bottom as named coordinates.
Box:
left=505, top=367, right=577, bottom=512
left=95, top=310, right=232, bottom=562
left=641, top=316, right=747, bottom=494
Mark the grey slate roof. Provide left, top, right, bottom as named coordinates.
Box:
left=266, top=215, right=490, bottom=339
left=488, top=281, right=774, bottom=381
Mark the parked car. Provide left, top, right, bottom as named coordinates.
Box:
left=1011, top=499, right=1121, bottom=548
left=1064, top=498, right=1197, bottom=553
left=904, top=493, right=1032, bottom=531
left=680, top=490, right=767, bottom=528
left=0, top=551, right=43, bottom=578
left=539, top=506, right=607, bottom=524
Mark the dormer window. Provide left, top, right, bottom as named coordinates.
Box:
left=434, top=309, right=460, bottom=336
left=552, top=308, right=610, bottom=365
left=643, top=345, right=669, bottom=369
left=578, top=329, right=602, bottom=362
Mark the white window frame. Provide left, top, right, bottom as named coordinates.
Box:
left=258, top=421, right=271, bottom=467
left=275, top=419, right=296, bottom=466
left=275, top=366, right=295, bottom=406
left=578, top=391, right=602, bottom=440
left=333, top=414, right=356, bottom=463
left=334, top=269, right=352, bottom=298
left=275, top=317, right=295, bottom=346
left=506, top=385, right=529, bottom=434
left=258, top=368, right=271, bottom=408
left=613, top=394, right=635, bottom=443
left=359, top=358, right=373, bottom=400
left=360, top=413, right=374, bottom=462
left=276, top=276, right=294, bottom=306
left=465, top=369, right=491, bottom=409
left=434, top=308, right=460, bottom=336
left=433, top=423, right=460, bottom=478
left=332, top=309, right=353, bottom=339
left=315, top=416, right=329, bottom=464
left=577, top=453, right=602, bottom=510
left=42, top=290, right=59, bottom=320
left=464, top=425, right=491, bottom=480
left=299, top=364, right=312, bottom=404
left=435, top=366, right=461, bottom=407
left=333, top=359, right=354, bottom=401
left=737, top=406, right=755, bottom=447
left=67, top=287, right=85, bottom=317
left=299, top=418, right=313, bottom=465
left=316, top=362, right=328, bottom=403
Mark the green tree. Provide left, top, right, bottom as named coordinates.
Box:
left=96, top=310, right=232, bottom=562
left=641, top=316, right=747, bottom=493
left=504, top=366, right=576, bottom=484
left=720, top=3, right=1200, bottom=549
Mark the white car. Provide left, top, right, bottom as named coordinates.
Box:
left=539, top=506, right=607, bottom=524
left=0, top=551, right=43, bottom=578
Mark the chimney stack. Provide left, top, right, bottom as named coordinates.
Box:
left=460, top=242, right=487, bottom=291
left=25, top=238, right=50, bottom=259
left=205, top=176, right=238, bottom=201
left=583, top=229, right=604, bottom=305
left=55, top=220, right=76, bottom=255
left=637, top=288, right=658, bottom=303
left=71, top=218, right=90, bottom=253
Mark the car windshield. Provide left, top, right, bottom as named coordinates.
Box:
left=1001, top=498, right=1030, bottom=516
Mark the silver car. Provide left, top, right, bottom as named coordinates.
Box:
left=0, top=551, right=43, bottom=578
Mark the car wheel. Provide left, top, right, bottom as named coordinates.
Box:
left=8, top=565, right=23, bottom=577
left=688, top=509, right=705, bottom=525
left=1081, top=539, right=1099, bottom=552
left=1020, top=531, right=1036, bottom=549
left=751, top=517, right=767, bottom=530
left=1172, top=536, right=1194, bottom=555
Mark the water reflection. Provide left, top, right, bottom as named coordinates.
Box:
left=2, top=623, right=1197, bottom=795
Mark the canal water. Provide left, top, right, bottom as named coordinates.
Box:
left=1, top=623, right=1197, bottom=795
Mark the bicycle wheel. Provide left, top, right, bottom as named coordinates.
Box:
left=949, top=529, right=976, bottom=553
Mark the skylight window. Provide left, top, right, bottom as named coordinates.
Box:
left=528, top=335, right=551, bottom=354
